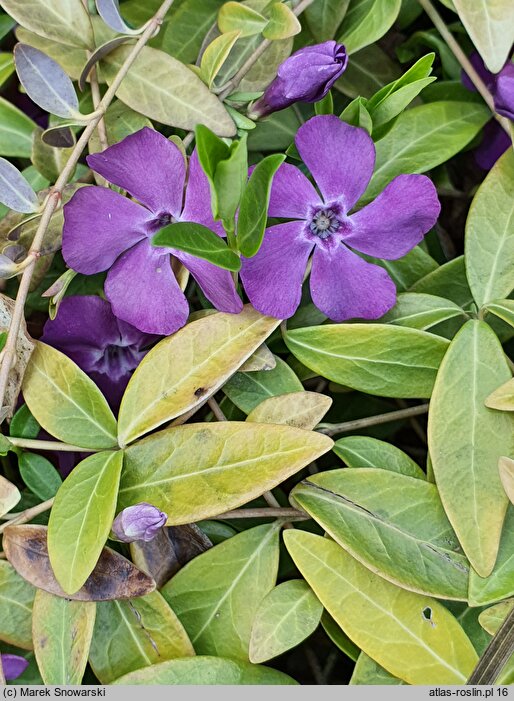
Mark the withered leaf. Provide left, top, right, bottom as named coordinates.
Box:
left=3, top=524, right=155, bottom=601
left=0, top=293, right=35, bottom=420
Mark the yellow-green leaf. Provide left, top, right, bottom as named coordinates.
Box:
left=479, top=600, right=514, bottom=636
left=48, top=451, right=124, bottom=595
left=0, top=560, right=35, bottom=649
left=262, top=3, right=301, bottom=40
left=333, top=435, right=426, bottom=480
left=218, top=2, right=267, bottom=37
left=201, top=31, right=240, bottom=88
left=22, top=342, right=117, bottom=450
left=499, top=457, right=514, bottom=504
left=284, top=530, right=478, bottom=684
left=246, top=391, right=332, bottom=430
left=486, top=377, right=514, bottom=411
left=0, top=474, right=20, bottom=517
left=453, top=0, right=514, bottom=73
left=32, top=590, right=96, bottom=684
left=118, top=422, right=332, bottom=522
left=118, top=306, right=281, bottom=445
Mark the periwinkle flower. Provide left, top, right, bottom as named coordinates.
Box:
left=62, top=128, right=242, bottom=335
left=112, top=503, right=167, bottom=543
left=250, top=41, right=348, bottom=119
left=240, top=115, right=440, bottom=321
left=2, top=654, right=28, bottom=681
left=41, top=295, right=155, bottom=408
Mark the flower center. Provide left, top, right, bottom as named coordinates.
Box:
left=309, top=209, right=340, bottom=239
left=94, top=343, right=144, bottom=381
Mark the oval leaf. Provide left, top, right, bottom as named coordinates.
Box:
left=453, top=0, right=514, bottom=73
left=153, top=222, right=241, bottom=271
left=0, top=560, right=35, bottom=649
left=333, top=435, right=426, bottom=479
left=3, top=525, right=155, bottom=601
left=96, top=0, right=139, bottom=34
left=485, top=377, right=514, bottom=411
left=218, top=3, right=267, bottom=37
left=201, top=30, right=240, bottom=88
left=337, top=0, right=401, bottom=53
left=0, top=157, right=38, bottom=213
left=381, top=292, right=466, bottom=331
left=19, top=453, right=62, bottom=501
left=246, top=391, right=332, bottom=430
left=0, top=96, right=36, bottom=158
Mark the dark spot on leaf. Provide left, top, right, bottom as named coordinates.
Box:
left=194, top=387, right=206, bottom=397
left=422, top=607, right=434, bottom=624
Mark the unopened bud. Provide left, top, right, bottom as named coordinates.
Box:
left=112, top=502, right=167, bottom=543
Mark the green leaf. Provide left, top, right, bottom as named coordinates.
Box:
left=284, top=531, right=478, bottom=684
left=0, top=561, right=35, bottom=649
left=112, top=656, right=297, bottom=684
left=375, top=245, right=439, bottom=293
left=351, top=653, right=404, bottom=685
left=48, top=451, right=124, bottom=594
left=0, top=157, right=39, bottom=214
left=223, top=356, right=303, bottom=413
left=247, top=106, right=301, bottom=151
left=363, top=101, right=490, bottom=201
left=32, top=590, right=95, bottom=684
left=428, top=320, right=514, bottom=577
left=200, top=30, right=240, bottom=88
left=118, top=305, right=280, bottom=445
left=88, top=100, right=152, bottom=153
left=246, top=391, right=332, bottom=430
left=321, top=612, right=360, bottom=661
left=162, top=524, right=279, bottom=660
left=499, top=457, right=514, bottom=505
left=218, top=2, right=267, bottom=37
left=0, top=0, right=94, bottom=49
left=411, top=256, right=473, bottom=308
left=335, top=44, right=400, bottom=99
left=152, top=222, right=241, bottom=271
left=465, top=150, right=514, bottom=308
left=284, top=324, right=449, bottom=398
left=381, top=292, right=466, bottom=330
left=237, top=153, right=285, bottom=257
left=314, top=90, right=334, bottom=115
left=333, top=435, right=426, bottom=479
left=22, top=342, right=118, bottom=450
left=262, top=3, right=301, bottom=40
left=337, top=0, right=402, bottom=53
left=101, top=45, right=236, bottom=137
left=292, top=469, right=469, bottom=600
left=32, top=126, right=74, bottom=183
left=340, top=97, right=372, bottom=133
left=19, top=453, right=62, bottom=500
left=485, top=299, right=514, bottom=331
left=118, top=422, right=332, bottom=522
left=249, top=580, right=322, bottom=663
left=485, top=377, right=514, bottom=411
left=89, top=591, right=194, bottom=683
left=479, top=600, right=514, bottom=636
left=453, top=0, right=514, bottom=73
left=305, top=0, right=350, bottom=41
left=0, top=53, right=14, bottom=87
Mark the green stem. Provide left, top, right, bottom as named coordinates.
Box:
left=8, top=436, right=93, bottom=452
left=317, top=404, right=430, bottom=437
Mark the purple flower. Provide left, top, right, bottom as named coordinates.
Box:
left=62, top=128, right=242, bottom=335
left=250, top=41, right=348, bottom=119
left=2, top=654, right=28, bottom=681
left=495, top=62, right=514, bottom=120
left=112, top=503, right=167, bottom=542
left=41, top=295, right=154, bottom=408
left=240, top=115, right=440, bottom=321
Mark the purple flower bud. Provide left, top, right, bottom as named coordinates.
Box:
left=2, top=654, right=29, bottom=681
left=250, top=41, right=348, bottom=119
left=494, top=62, right=514, bottom=121
left=112, top=502, right=167, bottom=543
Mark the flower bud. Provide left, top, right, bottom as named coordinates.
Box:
left=494, top=62, right=514, bottom=121
left=112, top=502, right=167, bottom=543
left=2, top=654, right=29, bottom=681
left=249, top=41, right=348, bottom=119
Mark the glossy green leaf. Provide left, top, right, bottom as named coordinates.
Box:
left=305, top=0, right=350, bottom=41
left=320, top=612, right=360, bottom=661
left=112, top=656, right=297, bottom=684
left=246, top=391, right=332, bottom=430
left=337, top=0, right=402, bottom=53
left=118, top=422, right=332, bottom=522
left=479, top=600, right=514, bottom=636
left=200, top=31, right=240, bottom=88
left=453, top=0, right=514, bottom=73
left=292, top=469, right=469, bottom=599
left=19, top=453, right=62, bottom=501
left=0, top=0, right=94, bottom=49
left=381, top=292, right=466, bottom=330
left=285, top=531, right=478, bottom=684
left=333, top=436, right=426, bottom=479
left=237, top=154, right=285, bottom=257
left=152, top=222, right=241, bottom=271
left=485, top=299, right=514, bottom=332
left=118, top=306, right=281, bottom=445
left=335, top=44, right=400, bottom=99
left=340, top=97, right=372, bottom=132
left=0, top=53, right=14, bottom=87
left=411, top=256, right=473, bottom=308
left=101, top=45, right=236, bottom=137
left=218, top=2, right=267, bottom=37
left=262, top=3, right=301, bottom=40
left=351, top=653, right=404, bottom=685
left=48, top=451, right=124, bottom=594
left=0, top=561, right=35, bottom=649
left=428, top=320, right=514, bottom=576
left=285, top=324, right=449, bottom=398
left=88, top=100, right=152, bottom=153
left=465, top=150, right=514, bottom=308
left=32, top=589, right=95, bottom=684
left=10, top=404, right=40, bottom=440
left=162, top=524, right=279, bottom=660
left=89, top=591, right=194, bottom=683
left=249, top=580, right=322, bottom=663
left=22, top=342, right=118, bottom=450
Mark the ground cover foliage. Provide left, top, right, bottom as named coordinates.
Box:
left=0, top=0, right=512, bottom=687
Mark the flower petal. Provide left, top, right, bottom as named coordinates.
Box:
left=181, top=149, right=225, bottom=236
left=475, top=121, right=511, bottom=170
left=344, top=174, right=440, bottom=259
left=2, top=654, right=29, bottom=681
left=267, top=162, right=321, bottom=219
left=62, top=186, right=150, bottom=274
left=240, top=221, right=314, bottom=319
left=105, top=240, right=189, bottom=335
left=174, top=251, right=243, bottom=314
left=310, top=243, right=397, bottom=321
left=87, top=127, right=186, bottom=216
left=295, top=115, right=375, bottom=209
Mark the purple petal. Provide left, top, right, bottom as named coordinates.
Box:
left=310, top=243, right=397, bottom=321
left=461, top=52, right=496, bottom=93
left=474, top=120, right=511, bottom=170
left=267, top=162, right=321, bottom=219
left=174, top=251, right=243, bottom=313
left=87, top=127, right=186, bottom=216
left=494, top=62, right=514, bottom=120
left=295, top=115, right=376, bottom=210
left=180, top=150, right=225, bottom=236
left=2, top=654, right=29, bottom=681
left=344, top=175, right=440, bottom=260
left=240, top=221, right=314, bottom=319
left=105, top=240, right=189, bottom=335
left=62, top=186, right=150, bottom=275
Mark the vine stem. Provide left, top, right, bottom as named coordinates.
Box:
left=0, top=0, right=176, bottom=411
left=467, top=606, right=514, bottom=684
left=215, top=507, right=307, bottom=520
left=81, top=0, right=109, bottom=158
left=0, top=497, right=54, bottom=533
left=317, top=403, right=430, bottom=437
left=8, top=436, right=90, bottom=452
left=417, top=0, right=512, bottom=136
